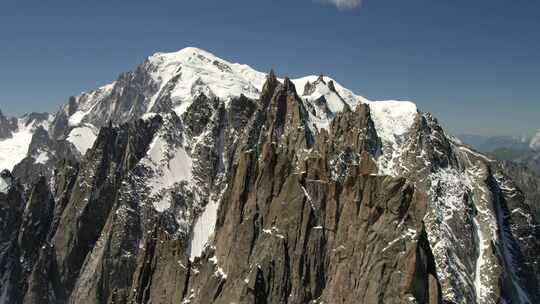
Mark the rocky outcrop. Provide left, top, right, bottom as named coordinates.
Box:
left=0, top=110, right=18, bottom=140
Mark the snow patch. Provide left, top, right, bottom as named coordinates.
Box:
left=0, top=176, right=10, bottom=194
left=67, top=125, right=98, bottom=155
left=472, top=216, right=488, bottom=303
left=68, top=111, right=88, bottom=127
left=457, top=146, right=493, bottom=163
left=0, top=120, right=35, bottom=171
left=291, top=75, right=367, bottom=109
left=368, top=100, right=418, bottom=176
left=368, top=100, right=417, bottom=144
left=146, top=139, right=192, bottom=195
left=209, top=255, right=228, bottom=279
left=188, top=199, right=219, bottom=261
left=262, top=226, right=286, bottom=239
left=141, top=134, right=192, bottom=212
left=34, top=150, right=50, bottom=164
left=67, top=82, right=114, bottom=127
left=382, top=228, right=417, bottom=252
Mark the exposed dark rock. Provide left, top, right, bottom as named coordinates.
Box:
left=0, top=110, right=19, bottom=140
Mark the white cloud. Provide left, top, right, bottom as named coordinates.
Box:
left=319, top=0, right=362, bottom=10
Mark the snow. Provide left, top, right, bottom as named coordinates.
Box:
left=68, top=111, right=88, bottom=127
left=54, top=48, right=424, bottom=179
left=0, top=120, right=34, bottom=171
left=425, top=168, right=476, bottom=302
left=147, top=139, right=191, bottom=195
left=141, top=112, right=158, bottom=121
left=262, top=226, right=285, bottom=239
left=34, top=150, right=50, bottom=164
left=67, top=125, right=98, bottom=155
left=188, top=199, right=219, bottom=261
left=381, top=228, right=417, bottom=252
left=492, top=173, right=532, bottom=303
left=291, top=75, right=367, bottom=110
left=368, top=100, right=417, bottom=144
left=457, top=146, right=493, bottom=163
left=472, top=216, right=488, bottom=303
left=288, top=75, right=369, bottom=131
left=150, top=51, right=419, bottom=178
left=65, top=82, right=114, bottom=127
left=145, top=48, right=376, bottom=122
left=530, top=129, right=540, bottom=151
left=146, top=47, right=267, bottom=114
left=368, top=100, right=418, bottom=176
left=209, top=255, right=228, bottom=279
left=0, top=177, right=10, bottom=193
left=141, top=133, right=192, bottom=212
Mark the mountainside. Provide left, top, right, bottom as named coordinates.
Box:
left=499, top=161, right=540, bottom=220
left=1, top=47, right=539, bottom=304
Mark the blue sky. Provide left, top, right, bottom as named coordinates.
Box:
left=0, top=0, right=539, bottom=136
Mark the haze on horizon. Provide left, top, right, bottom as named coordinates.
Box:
left=0, top=0, right=538, bottom=137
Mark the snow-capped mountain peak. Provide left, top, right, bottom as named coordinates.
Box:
left=1, top=46, right=419, bottom=174
left=145, top=47, right=267, bottom=113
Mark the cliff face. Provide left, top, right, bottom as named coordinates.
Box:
left=1, top=49, right=539, bottom=304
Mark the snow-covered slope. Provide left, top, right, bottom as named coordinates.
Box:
left=146, top=47, right=267, bottom=113
left=67, top=83, right=115, bottom=128
left=0, top=114, right=52, bottom=171
left=66, top=125, right=98, bottom=155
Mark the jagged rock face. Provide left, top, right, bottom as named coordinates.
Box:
left=0, top=112, right=53, bottom=174
left=1, top=48, right=539, bottom=304
left=499, top=160, right=540, bottom=220
left=12, top=126, right=79, bottom=186
left=522, top=153, right=540, bottom=176
left=191, top=79, right=437, bottom=303
left=0, top=172, right=32, bottom=303
left=0, top=110, right=18, bottom=140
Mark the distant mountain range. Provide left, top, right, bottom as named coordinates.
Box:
left=458, top=134, right=531, bottom=153
left=459, top=132, right=540, bottom=173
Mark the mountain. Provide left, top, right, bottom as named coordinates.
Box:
left=499, top=161, right=540, bottom=219
left=458, top=134, right=530, bottom=153
left=462, top=131, right=540, bottom=226
left=0, top=47, right=539, bottom=304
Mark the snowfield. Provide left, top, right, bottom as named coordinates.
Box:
left=67, top=125, right=98, bottom=155
left=0, top=118, right=46, bottom=171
